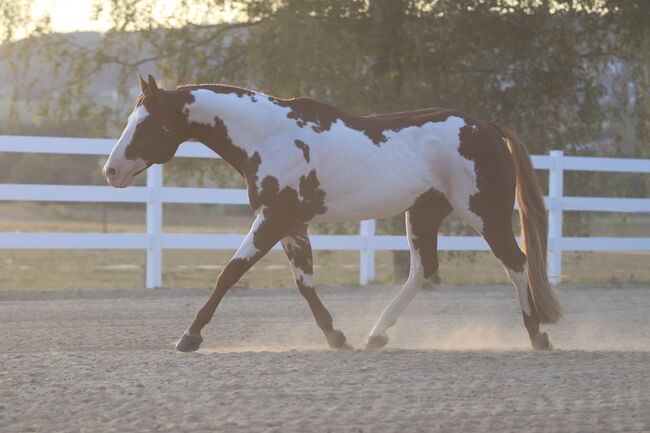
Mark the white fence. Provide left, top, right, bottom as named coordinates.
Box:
left=1, top=135, right=649, bottom=288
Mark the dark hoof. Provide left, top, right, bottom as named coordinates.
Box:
left=327, top=329, right=354, bottom=350
left=365, top=335, right=389, bottom=350
left=175, top=333, right=203, bottom=352
left=532, top=332, right=553, bottom=351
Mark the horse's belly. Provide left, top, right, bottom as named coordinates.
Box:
left=313, top=194, right=420, bottom=222
left=311, top=169, right=432, bottom=222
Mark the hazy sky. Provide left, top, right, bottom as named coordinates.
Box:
left=33, top=0, right=238, bottom=35
left=39, top=0, right=111, bottom=33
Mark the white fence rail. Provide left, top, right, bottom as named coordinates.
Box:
left=1, top=135, right=649, bottom=287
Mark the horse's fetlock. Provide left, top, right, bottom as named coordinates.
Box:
left=194, top=309, right=213, bottom=326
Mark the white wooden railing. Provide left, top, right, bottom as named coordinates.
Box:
left=1, top=135, right=649, bottom=287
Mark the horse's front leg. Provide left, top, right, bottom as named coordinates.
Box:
left=281, top=226, right=353, bottom=349
left=175, top=213, right=284, bottom=352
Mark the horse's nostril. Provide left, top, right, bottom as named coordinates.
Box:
left=107, top=167, right=117, bottom=177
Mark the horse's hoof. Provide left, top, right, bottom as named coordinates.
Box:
left=327, top=329, right=354, bottom=350
left=364, top=335, right=388, bottom=350
left=532, top=332, right=553, bottom=351
left=175, top=333, right=203, bottom=352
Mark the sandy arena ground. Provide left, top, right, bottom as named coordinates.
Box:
left=1, top=283, right=649, bottom=433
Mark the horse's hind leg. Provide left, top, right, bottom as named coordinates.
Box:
left=365, top=193, right=451, bottom=349
left=482, top=222, right=552, bottom=350
left=453, top=203, right=552, bottom=351
left=281, top=226, right=353, bottom=349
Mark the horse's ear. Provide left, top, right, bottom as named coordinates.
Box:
left=147, top=74, right=159, bottom=94
left=138, top=74, right=148, bottom=93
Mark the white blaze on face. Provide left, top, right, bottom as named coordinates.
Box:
left=102, top=105, right=151, bottom=188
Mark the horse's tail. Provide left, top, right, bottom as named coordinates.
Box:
left=491, top=123, right=562, bottom=324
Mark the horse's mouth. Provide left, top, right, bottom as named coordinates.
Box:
left=133, top=162, right=154, bottom=177
left=114, top=165, right=150, bottom=188
left=104, top=157, right=151, bottom=189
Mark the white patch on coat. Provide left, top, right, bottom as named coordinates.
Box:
left=280, top=236, right=314, bottom=286
left=297, top=272, right=314, bottom=288
left=183, top=89, right=483, bottom=226
left=369, top=213, right=426, bottom=339
left=502, top=264, right=532, bottom=316
left=233, top=212, right=264, bottom=260
left=103, top=104, right=150, bottom=188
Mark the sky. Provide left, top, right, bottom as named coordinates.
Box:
left=31, top=0, right=239, bottom=36
left=37, top=0, right=112, bottom=34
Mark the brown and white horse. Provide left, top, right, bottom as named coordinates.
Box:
left=103, top=74, right=562, bottom=352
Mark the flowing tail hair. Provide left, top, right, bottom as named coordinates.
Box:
left=491, top=123, right=562, bottom=324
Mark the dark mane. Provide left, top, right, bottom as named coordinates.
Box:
left=176, top=83, right=257, bottom=99
left=134, top=93, right=147, bottom=106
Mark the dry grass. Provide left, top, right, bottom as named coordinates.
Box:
left=1, top=248, right=648, bottom=290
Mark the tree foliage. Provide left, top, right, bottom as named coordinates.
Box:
left=2, top=0, right=648, bottom=281
left=2, top=0, right=648, bottom=150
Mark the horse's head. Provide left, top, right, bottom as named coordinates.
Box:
left=103, top=74, right=190, bottom=188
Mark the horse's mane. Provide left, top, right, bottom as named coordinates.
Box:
left=176, top=83, right=257, bottom=98
left=134, top=93, right=147, bottom=106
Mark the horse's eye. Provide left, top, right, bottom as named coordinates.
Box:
left=162, top=125, right=172, bottom=133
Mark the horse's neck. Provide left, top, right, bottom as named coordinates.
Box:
left=184, top=88, right=289, bottom=175
left=188, top=88, right=287, bottom=147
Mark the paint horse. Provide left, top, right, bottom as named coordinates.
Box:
left=103, top=75, right=562, bottom=352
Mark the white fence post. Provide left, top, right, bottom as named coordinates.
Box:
left=548, top=150, right=564, bottom=283
left=359, top=219, right=376, bottom=285
left=146, top=164, right=163, bottom=288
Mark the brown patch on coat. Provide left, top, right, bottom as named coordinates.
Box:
left=244, top=152, right=263, bottom=209
left=125, top=88, right=196, bottom=163
left=271, top=97, right=342, bottom=133
left=281, top=226, right=312, bottom=276
left=271, top=97, right=468, bottom=146
left=250, top=170, right=327, bottom=251
left=294, top=139, right=310, bottom=162
left=456, top=121, right=525, bottom=273
left=407, top=188, right=452, bottom=279
left=298, top=170, right=327, bottom=218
